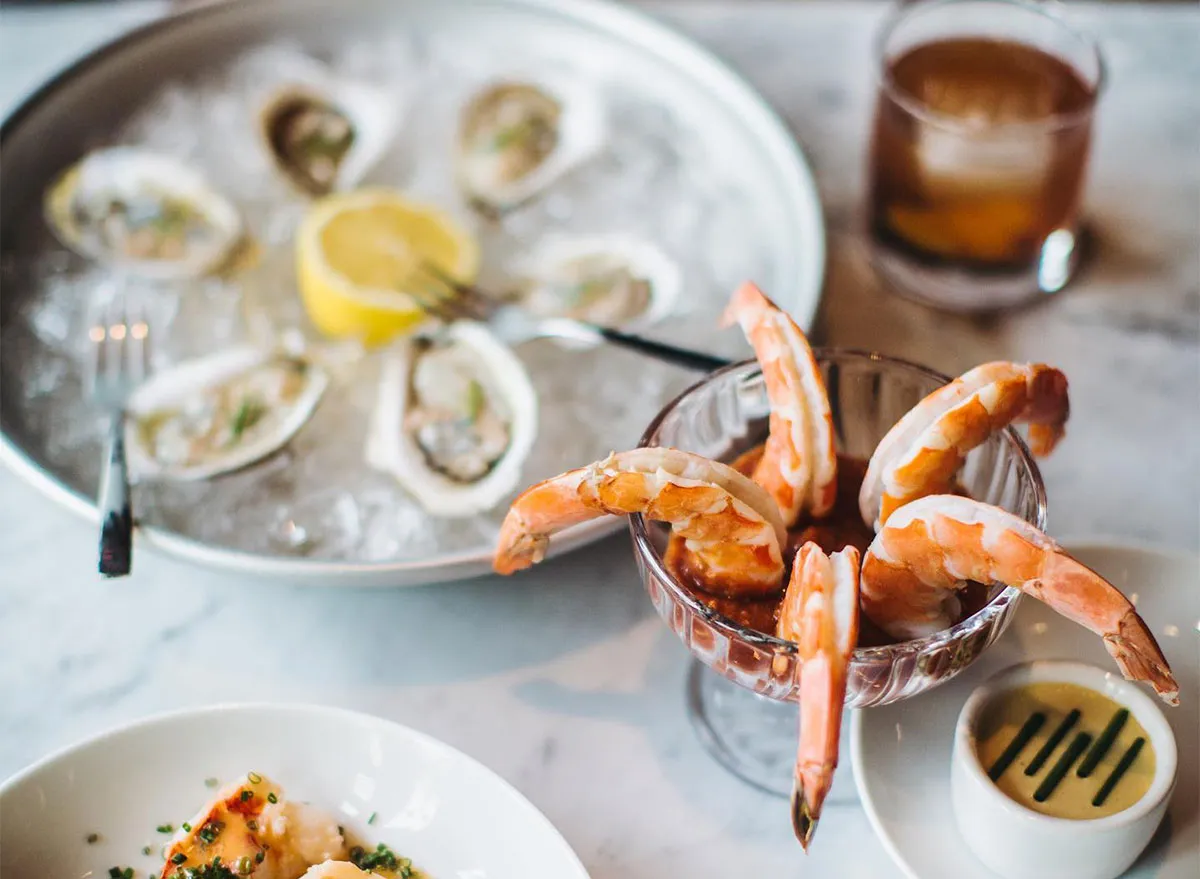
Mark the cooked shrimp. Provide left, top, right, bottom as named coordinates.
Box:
left=860, top=495, right=1178, bottom=705
left=493, top=447, right=787, bottom=596
left=721, top=282, right=837, bottom=526
left=777, top=543, right=860, bottom=850
left=859, top=361, right=1069, bottom=529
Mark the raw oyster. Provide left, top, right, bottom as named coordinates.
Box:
left=366, top=322, right=537, bottom=517
left=44, top=147, right=243, bottom=279
left=259, top=78, right=398, bottom=196
left=510, top=234, right=681, bottom=327
left=126, top=346, right=329, bottom=481
left=456, top=79, right=604, bottom=211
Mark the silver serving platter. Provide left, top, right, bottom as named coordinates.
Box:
left=0, top=0, right=825, bottom=586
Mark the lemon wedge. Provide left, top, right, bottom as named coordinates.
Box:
left=296, top=189, right=480, bottom=345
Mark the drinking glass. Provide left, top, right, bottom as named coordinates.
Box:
left=631, top=350, right=1047, bottom=796
left=868, top=0, right=1105, bottom=311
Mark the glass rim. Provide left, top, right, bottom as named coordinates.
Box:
left=874, top=0, right=1107, bottom=136
left=629, top=346, right=1049, bottom=663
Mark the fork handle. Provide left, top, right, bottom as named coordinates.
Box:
left=97, top=411, right=133, bottom=578
left=594, top=326, right=732, bottom=372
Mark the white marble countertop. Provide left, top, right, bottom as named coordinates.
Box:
left=1, top=2, right=1196, bottom=877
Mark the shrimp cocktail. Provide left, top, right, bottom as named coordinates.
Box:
left=491, top=283, right=1179, bottom=850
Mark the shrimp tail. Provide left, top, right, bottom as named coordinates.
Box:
left=1105, top=610, right=1179, bottom=705
left=792, top=793, right=818, bottom=851
left=1025, top=364, right=1070, bottom=455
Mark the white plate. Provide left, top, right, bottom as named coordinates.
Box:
left=0, top=703, right=591, bottom=879
left=852, top=543, right=1199, bottom=879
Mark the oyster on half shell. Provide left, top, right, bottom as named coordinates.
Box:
left=44, top=148, right=243, bottom=280
left=126, top=346, right=329, bottom=482
left=456, top=79, right=604, bottom=212
left=259, top=78, right=399, bottom=197
left=510, top=234, right=681, bottom=327
left=366, top=322, right=537, bottom=518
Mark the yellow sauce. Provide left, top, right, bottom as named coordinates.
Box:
left=975, top=681, right=1155, bottom=819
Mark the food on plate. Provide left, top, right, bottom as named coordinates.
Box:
left=126, top=346, right=329, bottom=481
left=456, top=79, right=604, bottom=212
left=295, top=188, right=480, bottom=345
left=974, top=678, right=1157, bottom=819
left=44, top=147, right=243, bottom=279
left=156, top=774, right=421, bottom=878
left=508, top=234, right=680, bottom=326
left=259, top=77, right=399, bottom=197
left=859, top=360, right=1069, bottom=529
left=366, top=321, right=537, bottom=517
left=491, top=281, right=1178, bottom=849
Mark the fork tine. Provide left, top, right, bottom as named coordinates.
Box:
left=416, top=261, right=492, bottom=321
left=125, top=297, right=150, bottom=383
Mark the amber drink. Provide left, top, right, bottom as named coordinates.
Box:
left=868, top=0, right=1104, bottom=311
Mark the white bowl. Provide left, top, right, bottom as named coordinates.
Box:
left=951, top=660, right=1178, bottom=879
left=0, top=703, right=590, bottom=879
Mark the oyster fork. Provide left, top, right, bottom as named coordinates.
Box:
left=86, top=294, right=150, bottom=578
left=410, top=261, right=732, bottom=372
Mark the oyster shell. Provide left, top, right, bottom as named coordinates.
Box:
left=44, top=148, right=243, bottom=279
left=510, top=234, right=681, bottom=327
left=366, top=322, right=537, bottom=517
left=259, top=78, right=399, bottom=197
left=126, top=346, right=329, bottom=481
left=456, top=79, right=604, bottom=211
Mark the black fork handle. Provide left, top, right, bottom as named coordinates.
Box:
left=97, top=411, right=133, bottom=577
left=594, top=326, right=732, bottom=373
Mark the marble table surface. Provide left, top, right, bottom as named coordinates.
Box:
left=1, top=2, right=1196, bottom=876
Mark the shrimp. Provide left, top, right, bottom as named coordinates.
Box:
left=777, top=543, right=860, bottom=850
left=859, top=361, right=1069, bottom=530
left=493, top=447, right=787, bottom=596
left=721, top=282, right=837, bottom=526
left=860, top=495, right=1179, bottom=705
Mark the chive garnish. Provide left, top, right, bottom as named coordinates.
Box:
left=255, top=851, right=265, bottom=864
left=1025, top=709, right=1081, bottom=776
left=1077, top=709, right=1129, bottom=778
left=1093, top=737, right=1146, bottom=807
left=267, top=792, right=278, bottom=804
left=240, top=790, right=252, bottom=802
left=367, top=811, right=377, bottom=825
left=157, top=824, right=174, bottom=834
left=229, top=396, right=266, bottom=442
left=204, top=777, right=219, bottom=788
left=247, top=772, right=262, bottom=784
left=87, top=832, right=101, bottom=844
left=1033, top=732, right=1092, bottom=802
left=142, top=846, right=152, bottom=856
left=182, top=823, right=192, bottom=832
left=988, top=711, right=1045, bottom=780
left=246, top=819, right=258, bottom=831
left=172, top=852, right=188, bottom=865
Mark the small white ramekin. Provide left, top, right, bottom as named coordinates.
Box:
left=951, top=660, right=1178, bottom=879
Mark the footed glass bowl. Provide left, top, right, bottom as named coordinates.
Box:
left=630, top=349, right=1047, bottom=796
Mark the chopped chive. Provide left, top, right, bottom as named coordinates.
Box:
left=1033, top=732, right=1092, bottom=802
left=464, top=380, right=485, bottom=422
left=156, top=824, right=174, bottom=834
left=236, top=855, right=253, bottom=875
left=1077, top=709, right=1129, bottom=778
left=229, top=396, right=267, bottom=442
left=204, top=777, right=219, bottom=788
left=141, top=846, right=152, bottom=856
left=171, top=852, right=188, bottom=865
left=367, top=811, right=377, bottom=825
left=240, top=789, right=252, bottom=801
left=247, top=772, right=262, bottom=784
left=181, top=823, right=192, bottom=832
left=337, top=825, right=345, bottom=837
left=988, top=711, right=1045, bottom=780
left=108, top=869, right=123, bottom=878
left=1025, top=709, right=1081, bottom=776
left=256, top=851, right=265, bottom=864
left=86, top=832, right=101, bottom=844
left=1093, top=737, right=1146, bottom=807
left=246, top=819, right=258, bottom=831
left=267, top=792, right=278, bottom=804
